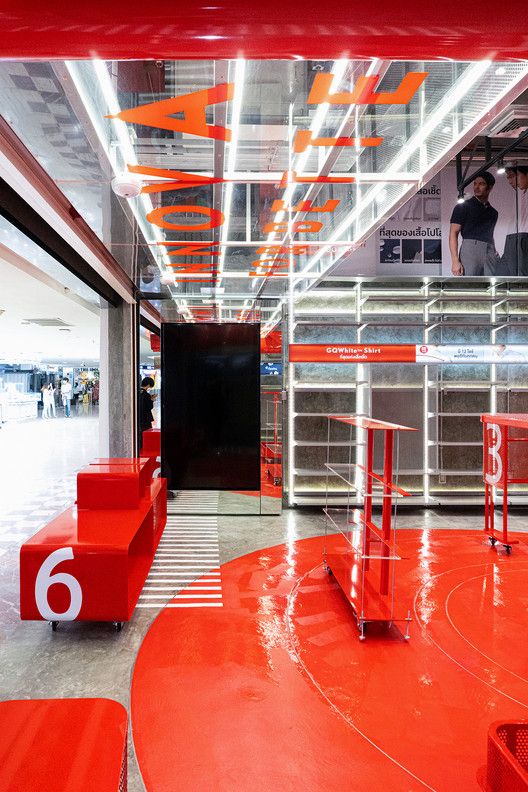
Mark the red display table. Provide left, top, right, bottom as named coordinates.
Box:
left=324, top=415, right=416, bottom=640
left=481, top=413, right=528, bottom=554
left=0, top=698, right=127, bottom=792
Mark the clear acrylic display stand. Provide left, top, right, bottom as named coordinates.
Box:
left=323, top=415, right=417, bottom=640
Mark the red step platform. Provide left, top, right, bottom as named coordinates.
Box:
left=0, top=698, right=127, bottom=792
left=78, top=459, right=151, bottom=509
left=140, top=429, right=161, bottom=478
left=141, top=428, right=160, bottom=457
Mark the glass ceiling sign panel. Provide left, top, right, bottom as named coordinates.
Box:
left=1, top=58, right=528, bottom=321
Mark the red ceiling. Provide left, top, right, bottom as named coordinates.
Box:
left=0, top=2, right=527, bottom=61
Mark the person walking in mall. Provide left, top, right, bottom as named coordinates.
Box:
left=502, top=165, right=528, bottom=275
left=61, top=376, right=72, bottom=418
left=41, top=384, right=52, bottom=419
left=47, top=383, right=56, bottom=417
left=449, top=171, right=499, bottom=276
left=140, top=376, right=156, bottom=434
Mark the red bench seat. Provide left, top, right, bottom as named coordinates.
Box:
left=0, top=698, right=127, bottom=791
left=20, top=477, right=166, bottom=624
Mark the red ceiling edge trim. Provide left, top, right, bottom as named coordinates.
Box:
left=0, top=4, right=527, bottom=61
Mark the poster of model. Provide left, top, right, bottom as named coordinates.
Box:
left=377, top=177, right=441, bottom=276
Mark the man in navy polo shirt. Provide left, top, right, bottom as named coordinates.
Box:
left=449, top=171, right=499, bottom=276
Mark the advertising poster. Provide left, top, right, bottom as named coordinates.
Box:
left=334, top=163, right=525, bottom=277
left=377, top=177, right=442, bottom=276
left=289, top=343, right=528, bottom=364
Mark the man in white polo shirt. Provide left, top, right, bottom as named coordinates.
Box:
left=503, top=165, right=528, bottom=275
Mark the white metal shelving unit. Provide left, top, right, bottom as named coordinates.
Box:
left=288, top=280, right=528, bottom=506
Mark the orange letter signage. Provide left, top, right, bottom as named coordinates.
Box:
left=157, top=242, right=220, bottom=257
left=293, top=130, right=383, bottom=153
left=147, top=205, right=224, bottom=231
left=107, top=83, right=234, bottom=141
left=256, top=245, right=309, bottom=255
left=279, top=171, right=355, bottom=188
left=263, top=220, right=323, bottom=234
left=307, top=72, right=428, bottom=106
left=271, top=199, right=339, bottom=214
left=128, top=165, right=226, bottom=195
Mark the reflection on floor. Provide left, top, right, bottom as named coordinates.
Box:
left=0, top=412, right=98, bottom=515
left=171, top=491, right=220, bottom=514
left=131, top=530, right=528, bottom=792
left=1, top=491, right=528, bottom=790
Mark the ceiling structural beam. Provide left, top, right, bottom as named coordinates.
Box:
left=458, top=127, right=528, bottom=192
left=217, top=58, right=246, bottom=292
left=302, top=64, right=528, bottom=286
left=64, top=59, right=193, bottom=321
left=261, top=61, right=528, bottom=335
left=143, top=171, right=421, bottom=183
left=0, top=242, right=101, bottom=316
left=250, top=59, right=389, bottom=314
left=0, top=116, right=135, bottom=305
left=0, top=178, right=122, bottom=307
left=211, top=60, right=229, bottom=299
left=0, top=4, right=527, bottom=61
left=139, top=312, right=160, bottom=334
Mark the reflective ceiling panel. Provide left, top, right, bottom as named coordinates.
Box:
left=0, top=58, right=527, bottom=327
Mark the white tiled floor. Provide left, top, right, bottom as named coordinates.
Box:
left=0, top=412, right=99, bottom=536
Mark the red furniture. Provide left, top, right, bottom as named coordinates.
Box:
left=20, top=459, right=166, bottom=628
left=0, top=698, right=128, bottom=792
left=141, top=428, right=161, bottom=457
left=481, top=413, right=528, bottom=554
left=79, top=459, right=151, bottom=509
left=324, top=415, right=416, bottom=640
left=487, top=720, right=528, bottom=791
left=140, top=429, right=161, bottom=478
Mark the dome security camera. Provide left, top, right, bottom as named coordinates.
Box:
left=111, top=173, right=142, bottom=199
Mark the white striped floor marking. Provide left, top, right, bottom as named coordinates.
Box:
left=167, top=491, right=220, bottom=515
left=143, top=587, right=221, bottom=591
left=137, top=508, right=223, bottom=609
left=138, top=603, right=223, bottom=608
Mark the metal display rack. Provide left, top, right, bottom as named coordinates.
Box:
left=262, top=390, right=282, bottom=486
left=481, top=413, right=528, bottom=553
left=289, top=281, right=528, bottom=506
left=323, top=414, right=417, bottom=640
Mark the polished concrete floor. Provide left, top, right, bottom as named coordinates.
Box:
left=0, top=416, right=527, bottom=790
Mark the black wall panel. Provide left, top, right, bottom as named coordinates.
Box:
left=161, top=323, right=260, bottom=490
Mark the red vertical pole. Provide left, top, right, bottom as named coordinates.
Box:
left=364, top=429, right=374, bottom=572
left=488, top=484, right=495, bottom=535
left=502, top=425, right=509, bottom=544
left=273, top=393, right=279, bottom=446
left=483, top=420, right=489, bottom=536
left=484, top=482, right=489, bottom=535
left=380, top=429, right=393, bottom=596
